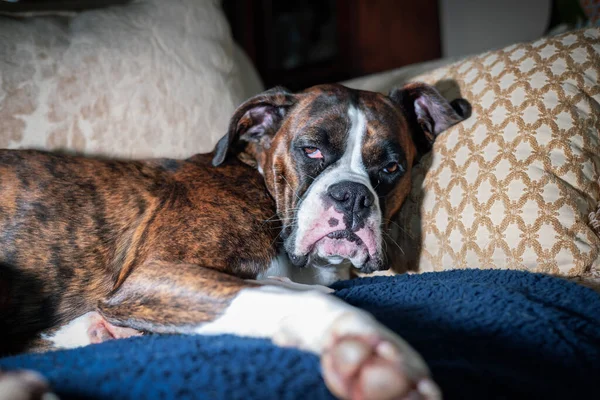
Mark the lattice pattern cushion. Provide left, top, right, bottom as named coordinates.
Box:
left=395, top=28, right=600, bottom=278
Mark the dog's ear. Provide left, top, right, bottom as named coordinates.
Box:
left=212, top=87, right=296, bottom=167
left=389, top=82, right=471, bottom=161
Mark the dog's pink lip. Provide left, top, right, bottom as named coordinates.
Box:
left=302, top=230, right=352, bottom=253
left=301, top=228, right=376, bottom=260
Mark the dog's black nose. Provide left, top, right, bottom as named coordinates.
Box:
left=327, top=181, right=374, bottom=230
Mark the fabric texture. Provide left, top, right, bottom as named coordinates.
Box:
left=0, top=0, right=263, bottom=159
left=367, top=28, right=600, bottom=278
left=1, top=270, right=599, bottom=400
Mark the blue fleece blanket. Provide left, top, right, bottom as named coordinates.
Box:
left=1, top=270, right=599, bottom=400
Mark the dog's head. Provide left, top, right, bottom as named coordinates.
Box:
left=213, top=84, right=471, bottom=273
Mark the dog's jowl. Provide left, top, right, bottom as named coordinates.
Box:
left=0, top=83, right=470, bottom=400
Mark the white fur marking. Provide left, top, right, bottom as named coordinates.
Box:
left=345, top=106, right=368, bottom=176
left=195, top=286, right=356, bottom=353
left=41, top=312, right=96, bottom=349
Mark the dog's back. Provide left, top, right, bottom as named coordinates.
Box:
left=0, top=150, right=278, bottom=353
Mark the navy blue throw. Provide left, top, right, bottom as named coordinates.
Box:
left=1, top=270, right=598, bottom=399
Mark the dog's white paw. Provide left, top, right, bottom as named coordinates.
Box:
left=86, top=312, right=143, bottom=344
left=321, top=313, right=440, bottom=400
left=42, top=311, right=142, bottom=349
left=195, top=285, right=436, bottom=399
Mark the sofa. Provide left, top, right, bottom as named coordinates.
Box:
left=1, top=1, right=599, bottom=399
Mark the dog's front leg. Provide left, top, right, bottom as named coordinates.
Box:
left=256, top=276, right=335, bottom=293
left=94, top=262, right=439, bottom=400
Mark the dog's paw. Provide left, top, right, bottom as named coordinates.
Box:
left=87, top=312, right=143, bottom=344
left=42, top=311, right=142, bottom=349
left=321, top=314, right=440, bottom=400
left=0, top=370, right=58, bottom=400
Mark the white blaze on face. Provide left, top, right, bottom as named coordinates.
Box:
left=345, top=105, right=368, bottom=176
left=291, top=105, right=382, bottom=268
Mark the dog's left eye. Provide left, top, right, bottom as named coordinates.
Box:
left=382, top=162, right=401, bottom=174
left=303, top=147, right=323, bottom=159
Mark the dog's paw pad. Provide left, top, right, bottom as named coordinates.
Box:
left=87, top=312, right=142, bottom=344
left=322, top=335, right=440, bottom=400
left=87, top=321, right=114, bottom=344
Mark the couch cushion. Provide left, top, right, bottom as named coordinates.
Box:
left=0, top=0, right=263, bottom=159
left=365, top=28, right=600, bottom=277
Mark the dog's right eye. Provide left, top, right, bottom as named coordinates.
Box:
left=303, top=147, right=323, bottom=159
left=382, top=162, right=400, bottom=174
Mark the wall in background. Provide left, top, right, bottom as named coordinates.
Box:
left=439, top=0, right=552, bottom=57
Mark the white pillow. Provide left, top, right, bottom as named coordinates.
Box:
left=0, top=0, right=263, bottom=159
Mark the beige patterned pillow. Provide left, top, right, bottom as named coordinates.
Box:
left=394, top=28, right=600, bottom=278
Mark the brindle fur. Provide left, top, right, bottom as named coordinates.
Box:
left=0, top=151, right=275, bottom=354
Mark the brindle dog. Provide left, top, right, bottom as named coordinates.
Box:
left=0, top=83, right=470, bottom=400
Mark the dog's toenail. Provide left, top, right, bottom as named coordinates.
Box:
left=335, top=339, right=371, bottom=376
left=376, top=340, right=401, bottom=362
left=361, top=363, right=411, bottom=399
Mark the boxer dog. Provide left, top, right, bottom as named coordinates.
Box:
left=0, top=83, right=470, bottom=400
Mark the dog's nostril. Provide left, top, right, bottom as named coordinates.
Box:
left=327, top=181, right=374, bottom=213
left=330, top=191, right=348, bottom=202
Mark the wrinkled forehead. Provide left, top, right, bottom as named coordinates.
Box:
left=298, top=84, right=398, bottom=115
left=286, top=85, right=407, bottom=154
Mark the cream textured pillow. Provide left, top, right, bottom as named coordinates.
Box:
left=0, top=0, right=263, bottom=159
left=393, top=28, right=600, bottom=278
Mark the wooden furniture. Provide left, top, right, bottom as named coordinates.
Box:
left=224, top=0, right=441, bottom=90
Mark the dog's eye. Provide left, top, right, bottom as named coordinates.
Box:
left=303, top=147, right=323, bottom=159
left=382, top=162, right=401, bottom=174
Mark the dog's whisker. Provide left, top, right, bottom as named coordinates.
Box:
left=382, top=219, right=415, bottom=240
left=280, top=174, right=302, bottom=202
left=382, top=231, right=405, bottom=256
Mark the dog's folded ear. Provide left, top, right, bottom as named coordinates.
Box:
left=212, top=87, right=296, bottom=167
left=389, top=82, right=471, bottom=161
